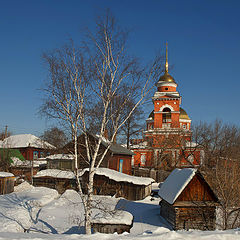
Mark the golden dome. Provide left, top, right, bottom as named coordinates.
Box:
left=159, top=72, right=175, bottom=83
left=179, top=107, right=190, bottom=120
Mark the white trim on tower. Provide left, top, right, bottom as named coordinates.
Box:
left=159, top=104, right=174, bottom=111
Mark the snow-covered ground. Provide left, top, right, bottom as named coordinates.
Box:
left=0, top=182, right=239, bottom=239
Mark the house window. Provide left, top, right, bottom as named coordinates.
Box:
left=119, top=159, right=123, bottom=173
left=140, top=154, right=146, bottom=166
left=131, top=155, right=135, bottom=166
left=33, top=151, right=38, bottom=160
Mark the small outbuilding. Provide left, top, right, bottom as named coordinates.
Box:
left=33, top=169, right=76, bottom=194
left=158, top=168, right=219, bottom=230
left=0, top=172, right=15, bottom=194
left=80, top=168, right=154, bottom=200
left=91, top=210, right=133, bottom=234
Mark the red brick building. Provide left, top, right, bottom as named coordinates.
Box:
left=1, top=134, right=55, bottom=160
left=131, top=45, right=203, bottom=170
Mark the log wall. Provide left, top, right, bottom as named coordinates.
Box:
left=33, top=177, right=77, bottom=194
left=0, top=177, right=15, bottom=194
left=81, top=173, right=151, bottom=200
left=175, top=205, right=216, bottom=230
left=160, top=199, right=216, bottom=230
left=160, top=200, right=176, bottom=228
left=92, top=222, right=132, bottom=234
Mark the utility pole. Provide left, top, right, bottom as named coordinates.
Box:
left=4, top=125, right=8, bottom=139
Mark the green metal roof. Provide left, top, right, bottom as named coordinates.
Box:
left=0, top=148, right=25, bottom=163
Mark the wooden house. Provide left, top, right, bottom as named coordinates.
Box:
left=80, top=168, right=154, bottom=200
left=0, top=172, right=15, bottom=194
left=158, top=168, right=219, bottom=230
left=63, top=134, right=134, bottom=175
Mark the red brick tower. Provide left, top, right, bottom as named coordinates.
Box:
left=131, top=44, right=202, bottom=169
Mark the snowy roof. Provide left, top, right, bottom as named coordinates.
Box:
left=80, top=168, right=155, bottom=186
left=91, top=209, right=133, bottom=225
left=1, top=134, right=55, bottom=149
left=34, top=169, right=75, bottom=179
left=46, top=154, right=74, bottom=160
left=11, top=157, right=47, bottom=167
left=158, top=168, right=197, bottom=204
left=130, top=141, right=148, bottom=149
left=0, top=172, right=14, bottom=177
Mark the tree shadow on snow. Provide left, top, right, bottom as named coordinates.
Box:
left=0, top=193, right=58, bottom=234
left=63, top=226, right=85, bottom=234
left=116, top=198, right=172, bottom=230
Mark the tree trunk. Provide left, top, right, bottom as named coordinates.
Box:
left=85, top=169, right=94, bottom=234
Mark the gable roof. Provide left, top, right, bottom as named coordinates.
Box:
left=158, top=168, right=197, bottom=204
left=62, top=133, right=134, bottom=156
left=1, top=134, right=55, bottom=149
left=104, top=142, right=134, bottom=156
left=92, top=134, right=134, bottom=156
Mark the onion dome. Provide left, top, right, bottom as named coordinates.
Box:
left=179, top=107, right=190, bottom=120
left=159, top=71, right=175, bottom=83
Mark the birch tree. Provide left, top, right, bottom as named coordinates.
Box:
left=41, top=12, right=160, bottom=234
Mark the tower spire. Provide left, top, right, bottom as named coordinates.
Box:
left=165, top=42, right=168, bottom=73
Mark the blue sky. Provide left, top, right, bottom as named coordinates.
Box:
left=0, top=0, right=240, bottom=136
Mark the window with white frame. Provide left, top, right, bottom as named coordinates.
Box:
left=140, top=154, right=146, bottom=166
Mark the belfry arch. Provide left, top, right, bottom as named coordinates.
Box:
left=162, top=107, right=171, bottom=123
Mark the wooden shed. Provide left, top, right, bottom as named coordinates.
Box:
left=91, top=209, right=133, bottom=234
left=158, top=168, right=219, bottom=230
left=0, top=172, right=15, bottom=194
left=80, top=168, right=154, bottom=200
left=33, top=169, right=77, bottom=194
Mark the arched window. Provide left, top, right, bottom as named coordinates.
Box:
left=162, top=107, right=171, bottom=123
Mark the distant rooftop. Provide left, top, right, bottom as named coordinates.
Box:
left=1, top=134, right=55, bottom=149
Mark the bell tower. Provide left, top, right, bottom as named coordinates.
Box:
left=130, top=44, right=201, bottom=169
left=150, top=43, right=181, bottom=130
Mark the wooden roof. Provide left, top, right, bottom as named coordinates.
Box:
left=159, top=168, right=219, bottom=205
